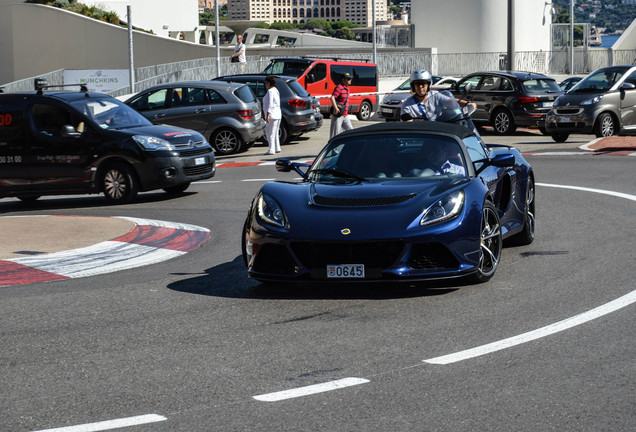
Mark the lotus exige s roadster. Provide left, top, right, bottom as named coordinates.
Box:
left=242, top=121, right=535, bottom=284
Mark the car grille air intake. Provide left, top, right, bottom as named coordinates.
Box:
left=313, top=193, right=416, bottom=207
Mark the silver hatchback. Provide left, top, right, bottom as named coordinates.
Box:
left=545, top=66, right=636, bottom=142
left=125, top=81, right=266, bottom=155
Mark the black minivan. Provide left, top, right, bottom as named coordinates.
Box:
left=0, top=86, right=216, bottom=203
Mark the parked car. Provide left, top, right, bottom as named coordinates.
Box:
left=558, top=76, right=583, bottom=92
left=214, top=74, right=318, bottom=145
left=378, top=75, right=459, bottom=122
left=0, top=85, right=215, bottom=203
left=545, top=66, right=636, bottom=142
left=450, top=71, right=563, bottom=135
left=241, top=121, right=535, bottom=284
left=125, top=81, right=265, bottom=155
left=263, top=57, right=378, bottom=121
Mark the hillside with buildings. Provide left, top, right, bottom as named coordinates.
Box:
left=553, top=0, right=636, bottom=34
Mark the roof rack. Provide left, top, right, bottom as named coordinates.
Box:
left=35, top=80, right=89, bottom=95
left=298, top=56, right=373, bottom=63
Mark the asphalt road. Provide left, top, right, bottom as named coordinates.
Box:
left=1, top=119, right=634, bottom=432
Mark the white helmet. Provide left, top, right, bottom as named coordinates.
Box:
left=410, top=69, right=432, bottom=91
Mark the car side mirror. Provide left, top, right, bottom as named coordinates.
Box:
left=462, top=82, right=473, bottom=97
left=620, top=82, right=636, bottom=91
left=61, top=125, right=82, bottom=138
left=275, top=159, right=293, bottom=172
left=491, top=153, right=515, bottom=167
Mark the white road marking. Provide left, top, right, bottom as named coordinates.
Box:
left=241, top=178, right=277, bottom=182
left=253, top=377, right=370, bottom=402
left=537, top=182, right=636, bottom=202
left=31, top=414, right=167, bottom=432
left=424, top=289, right=636, bottom=364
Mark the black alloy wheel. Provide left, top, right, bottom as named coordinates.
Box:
left=470, top=201, right=503, bottom=283
left=508, top=177, right=536, bottom=246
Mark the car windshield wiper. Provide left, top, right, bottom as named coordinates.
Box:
left=310, top=168, right=367, bottom=182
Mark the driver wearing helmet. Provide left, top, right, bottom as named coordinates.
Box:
left=401, top=69, right=473, bottom=122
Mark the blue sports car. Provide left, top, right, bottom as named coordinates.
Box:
left=242, top=121, right=535, bottom=284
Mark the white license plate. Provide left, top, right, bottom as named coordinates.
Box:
left=543, top=101, right=553, bottom=107
left=558, top=116, right=570, bottom=123
left=327, top=264, right=365, bottom=278
left=381, top=108, right=393, bottom=114
left=194, top=157, right=206, bottom=166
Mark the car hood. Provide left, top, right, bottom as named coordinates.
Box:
left=260, top=177, right=470, bottom=240
left=555, top=91, right=605, bottom=106
left=113, top=125, right=207, bottom=144
left=381, top=91, right=410, bottom=105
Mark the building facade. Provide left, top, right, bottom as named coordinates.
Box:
left=227, top=0, right=386, bottom=26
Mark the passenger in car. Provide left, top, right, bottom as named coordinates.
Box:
left=406, top=141, right=465, bottom=177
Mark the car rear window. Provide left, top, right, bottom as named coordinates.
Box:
left=287, top=80, right=309, bottom=97
left=234, top=85, right=257, bottom=103
left=521, top=79, right=561, bottom=93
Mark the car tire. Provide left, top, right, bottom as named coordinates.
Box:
left=356, top=100, right=372, bottom=121
left=470, top=201, right=502, bottom=283
left=163, top=182, right=190, bottom=195
left=492, top=109, right=516, bottom=135
left=279, top=122, right=289, bottom=144
left=241, top=217, right=250, bottom=267
left=507, top=177, right=536, bottom=246
left=594, top=112, right=616, bottom=138
left=102, top=162, right=139, bottom=204
left=551, top=133, right=569, bottom=143
left=211, top=128, right=243, bottom=155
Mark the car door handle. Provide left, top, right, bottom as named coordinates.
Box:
left=195, top=108, right=207, bottom=113
left=152, top=114, right=165, bottom=119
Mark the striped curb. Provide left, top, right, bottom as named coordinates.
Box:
left=0, top=216, right=210, bottom=287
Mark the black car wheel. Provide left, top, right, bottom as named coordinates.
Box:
left=279, top=122, right=289, bottom=144
left=356, top=100, right=373, bottom=121
left=471, top=202, right=502, bottom=283
left=163, top=182, right=190, bottom=195
left=551, top=133, right=569, bottom=143
left=492, top=109, right=516, bottom=135
left=241, top=217, right=250, bottom=267
left=594, top=112, right=616, bottom=138
left=102, top=162, right=139, bottom=203
left=212, top=128, right=243, bottom=155
left=508, top=177, right=536, bottom=246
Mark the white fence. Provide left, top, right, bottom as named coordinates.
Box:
left=2, top=48, right=635, bottom=96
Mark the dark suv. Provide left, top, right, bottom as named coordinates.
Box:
left=451, top=71, right=563, bottom=135
left=0, top=85, right=215, bottom=203
left=214, top=74, right=318, bottom=144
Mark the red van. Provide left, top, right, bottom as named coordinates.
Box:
left=263, top=57, right=378, bottom=121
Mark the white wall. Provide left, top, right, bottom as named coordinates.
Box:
left=81, top=0, right=199, bottom=37
left=412, top=0, right=552, bottom=53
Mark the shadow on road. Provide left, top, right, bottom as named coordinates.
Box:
left=167, top=255, right=462, bottom=300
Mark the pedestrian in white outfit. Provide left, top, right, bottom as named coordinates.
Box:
left=263, top=75, right=282, bottom=155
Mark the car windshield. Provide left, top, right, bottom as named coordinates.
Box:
left=569, top=67, right=629, bottom=93
left=397, top=79, right=411, bottom=91
left=309, top=133, right=466, bottom=182
left=71, top=98, right=152, bottom=129
left=263, top=60, right=311, bottom=76
left=521, top=79, right=562, bottom=93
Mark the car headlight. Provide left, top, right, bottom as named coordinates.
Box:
left=257, top=193, right=286, bottom=228
left=420, top=191, right=464, bottom=226
left=133, top=135, right=176, bottom=151
left=581, top=95, right=603, bottom=105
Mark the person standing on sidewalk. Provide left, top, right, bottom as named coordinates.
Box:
left=329, top=72, right=353, bottom=138
left=263, top=75, right=282, bottom=155
left=231, top=34, right=246, bottom=73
